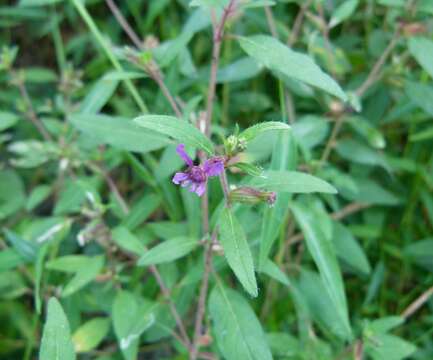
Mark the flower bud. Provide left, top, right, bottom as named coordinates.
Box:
left=229, top=187, right=277, bottom=206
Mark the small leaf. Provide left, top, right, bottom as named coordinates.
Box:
left=72, top=318, right=110, bottom=353
left=217, top=57, right=263, bottom=83
left=238, top=35, right=347, bottom=100
left=330, top=0, right=359, bottom=28
left=39, top=297, right=76, bottom=360
left=250, top=170, right=337, bottom=194
left=112, top=291, right=155, bottom=360
left=112, top=227, right=146, bottom=256
left=3, top=229, right=38, bottom=262
left=46, top=255, right=105, bottom=297
left=408, top=37, right=433, bottom=78
left=80, top=73, right=119, bottom=114
left=134, top=115, right=214, bottom=154
left=218, top=207, right=258, bottom=297
left=239, top=121, right=291, bottom=143
left=137, top=237, right=198, bottom=266
left=231, top=162, right=263, bottom=177
left=0, top=111, right=19, bottom=131
left=209, top=284, right=273, bottom=360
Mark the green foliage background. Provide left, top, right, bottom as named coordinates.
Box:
left=1, top=0, right=433, bottom=359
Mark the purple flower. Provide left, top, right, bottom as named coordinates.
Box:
left=172, top=144, right=225, bottom=196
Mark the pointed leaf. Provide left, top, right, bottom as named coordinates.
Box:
left=250, top=170, right=337, bottom=194
left=218, top=207, right=258, bottom=297
left=239, top=121, right=290, bottom=143
left=291, top=202, right=352, bottom=340
left=39, top=297, right=75, bottom=360
left=238, top=35, right=347, bottom=100
left=137, top=236, right=198, bottom=266
left=134, top=115, right=214, bottom=154
left=209, top=285, right=272, bottom=360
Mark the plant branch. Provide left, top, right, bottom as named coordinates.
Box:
left=190, top=230, right=217, bottom=360
left=401, top=285, right=433, bottom=319
left=204, top=0, right=236, bottom=137
left=104, top=0, right=182, bottom=118
left=355, top=30, right=400, bottom=98
left=13, top=75, right=53, bottom=142
left=149, top=265, right=192, bottom=351
left=287, top=0, right=313, bottom=46
left=104, top=0, right=143, bottom=49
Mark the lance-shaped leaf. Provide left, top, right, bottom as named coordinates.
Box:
left=250, top=170, right=337, bottom=194
left=291, top=202, right=352, bottom=341
left=137, top=236, right=198, bottom=266
left=218, top=207, right=258, bottom=297
left=39, top=297, right=76, bottom=360
left=239, top=121, right=290, bottom=143
left=209, top=284, right=273, bottom=360
left=134, top=115, right=214, bottom=154
left=238, top=35, right=347, bottom=101
left=112, top=291, right=155, bottom=360
left=69, top=114, right=170, bottom=153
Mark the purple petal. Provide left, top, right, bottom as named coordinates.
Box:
left=195, top=182, right=206, bottom=196
left=203, top=157, right=225, bottom=177
left=172, top=172, right=190, bottom=184
left=176, top=144, right=193, bottom=167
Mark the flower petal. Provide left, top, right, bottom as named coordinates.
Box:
left=203, top=157, right=225, bottom=177
left=172, top=172, right=190, bottom=184
left=195, top=182, right=206, bottom=196
left=176, top=144, right=193, bottom=167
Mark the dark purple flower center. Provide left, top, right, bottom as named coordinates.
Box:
left=189, top=166, right=206, bottom=183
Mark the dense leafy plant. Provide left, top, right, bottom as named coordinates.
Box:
left=1, top=0, right=433, bottom=359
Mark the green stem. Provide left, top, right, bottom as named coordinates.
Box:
left=71, top=0, right=148, bottom=113
left=278, top=80, right=288, bottom=123
left=51, top=7, right=66, bottom=72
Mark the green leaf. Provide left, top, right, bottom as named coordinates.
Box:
left=239, top=121, right=290, bottom=143
left=231, top=162, right=264, bottom=177
left=0, top=170, right=26, bottom=220
left=72, top=318, right=110, bottom=353
left=347, top=116, right=386, bottom=149
left=133, top=115, right=214, bottom=154
left=408, top=37, right=433, bottom=78
left=0, top=111, right=19, bottom=131
left=46, top=255, right=105, bottom=297
left=137, top=236, right=198, bottom=266
left=26, top=185, right=51, bottom=211
left=79, top=73, right=119, bottom=114
left=112, top=291, right=155, bottom=360
left=19, top=0, right=63, bottom=6
left=250, top=170, right=337, bottom=194
left=405, top=81, right=433, bottom=116
left=70, top=114, right=170, bottom=153
left=291, top=202, right=352, bottom=341
left=332, top=222, right=371, bottom=275
left=112, top=227, right=146, bottom=256
left=209, top=284, right=273, bottom=360
left=121, top=193, right=161, bottom=230
left=365, top=333, right=416, bottom=360
left=39, top=297, right=75, bottom=360
left=217, top=57, right=263, bottom=83
left=366, top=316, right=404, bottom=334
left=410, top=126, right=433, bottom=142
left=0, top=249, right=28, bottom=272
left=218, top=207, right=258, bottom=297
left=238, top=35, right=347, bottom=100
left=298, top=269, right=351, bottom=340
left=330, top=0, right=359, bottom=28
left=3, top=229, right=38, bottom=262
left=259, top=131, right=297, bottom=270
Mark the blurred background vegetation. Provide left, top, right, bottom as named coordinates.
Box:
left=1, top=0, right=433, bottom=359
